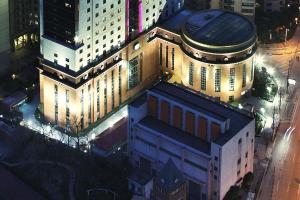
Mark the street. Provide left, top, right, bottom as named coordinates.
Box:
left=272, top=91, right=300, bottom=200
left=258, top=26, right=300, bottom=200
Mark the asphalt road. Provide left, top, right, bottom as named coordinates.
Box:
left=274, top=94, right=300, bottom=200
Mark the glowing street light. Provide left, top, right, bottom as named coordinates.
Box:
left=260, top=107, right=266, bottom=114
left=267, top=67, right=275, bottom=75
left=255, top=54, right=265, bottom=68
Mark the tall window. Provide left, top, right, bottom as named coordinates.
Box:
left=229, top=68, right=235, bottom=91
left=80, top=89, right=84, bottom=130
left=251, top=59, right=254, bottom=81
left=128, top=56, right=139, bottom=89
left=54, top=85, right=58, bottom=124
left=119, top=65, right=122, bottom=105
left=66, top=90, right=70, bottom=129
left=242, top=64, right=246, bottom=87
left=97, top=80, right=100, bottom=119
left=201, top=67, right=206, bottom=90
left=189, top=62, right=194, bottom=86
left=104, top=75, right=108, bottom=114
left=215, top=68, right=221, bottom=92
left=88, top=84, right=92, bottom=125
left=166, top=46, right=169, bottom=68
left=159, top=43, right=162, bottom=65
left=171, top=48, right=175, bottom=70
left=112, top=70, right=115, bottom=109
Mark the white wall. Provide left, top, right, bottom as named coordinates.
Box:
left=218, top=119, right=255, bottom=200
left=0, top=0, right=10, bottom=53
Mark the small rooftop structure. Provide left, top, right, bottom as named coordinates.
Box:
left=0, top=91, right=27, bottom=111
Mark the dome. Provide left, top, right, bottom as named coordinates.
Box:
left=181, top=10, right=257, bottom=53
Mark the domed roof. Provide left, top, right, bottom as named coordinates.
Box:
left=181, top=10, right=256, bottom=53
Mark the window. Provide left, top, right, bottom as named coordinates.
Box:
left=189, top=62, right=194, bottom=86
left=165, top=46, right=168, bottom=68
left=251, top=59, right=254, bottom=81
left=112, top=70, right=115, bottom=109
left=242, top=64, right=246, bottom=87
left=245, top=152, right=248, bottom=158
left=128, top=57, right=139, bottom=89
left=201, top=67, right=206, bottom=90
left=80, top=89, right=84, bottom=130
left=54, top=53, right=58, bottom=57
left=238, top=138, right=242, bottom=144
left=54, top=85, right=58, bottom=124
left=215, top=68, right=221, bottom=92
left=237, top=158, right=241, bottom=165
left=171, top=48, right=175, bottom=70
left=159, top=43, right=162, bottom=65
left=104, top=75, right=108, bottom=114
left=119, top=65, right=122, bottom=104
left=229, top=95, right=234, bottom=102
left=229, top=68, right=235, bottom=91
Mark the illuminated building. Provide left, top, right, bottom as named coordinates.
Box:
left=9, top=0, right=39, bottom=51
left=128, top=81, right=255, bottom=200
left=38, top=7, right=257, bottom=132
left=0, top=0, right=10, bottom=54
left=210, top=0, right=255, bottom=18
left=0, top=0, right=39, bottom=54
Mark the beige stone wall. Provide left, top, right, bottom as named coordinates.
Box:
left=39, top=26, right=256, bottom=131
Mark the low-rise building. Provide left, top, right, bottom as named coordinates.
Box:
left=128, top=82, right=255, bottom=200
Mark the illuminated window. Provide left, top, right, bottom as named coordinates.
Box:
left=88, top=85, right=92, bottom=125
left=189, top=62, right=194, bottom=86
left=104, top=75, right=108, bottom=114
left=159, top=43, right=162, bottom=65
left=166, top=46, right=168, bottom=68
left=242, top=64, right=246, bottom=87
left=251, top=59, right=254, bottom=81
left=201, top=67, right=206, bottom=90
left=54, top=85, right=58, bottom=124
left=119, top=65, right=122, bottom=104
left=128, top=57, right=139, bottom=89
left=229, top=68, right=235, bottom=91
left=81, top=89, right=84, bottom=130
left=112, top=70, right=115, bottom=109
left=171, top=48, right=175, bottom=70
left=215, top=68, right=221, bottom=92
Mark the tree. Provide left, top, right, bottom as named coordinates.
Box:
left=71, top=116, right=81, bottom=151
left=224, top=186, right=241, bottom=200
left=242, top=172, right=254, bottom=191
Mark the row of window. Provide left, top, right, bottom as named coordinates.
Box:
left=188, top=63, right=250, bottom=92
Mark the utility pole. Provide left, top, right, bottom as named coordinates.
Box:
left=287, top=60, right=291, bottom=94
left=272, top=105, right=276, bottom=133
left=279, top=87, right=282, bottom=112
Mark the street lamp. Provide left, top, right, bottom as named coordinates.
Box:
left=285, top=28, right=289, bottom=46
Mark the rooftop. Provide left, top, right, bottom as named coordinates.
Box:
left=138, top=116, right=211, bottom=154
left=162, top=9, right=256, bottom=53
left=145, top=82, right=254, bottom=146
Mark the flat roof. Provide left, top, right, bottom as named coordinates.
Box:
left=138, top=116, right=211, bottom=154
left=148, top=82, right=254, bottom=146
